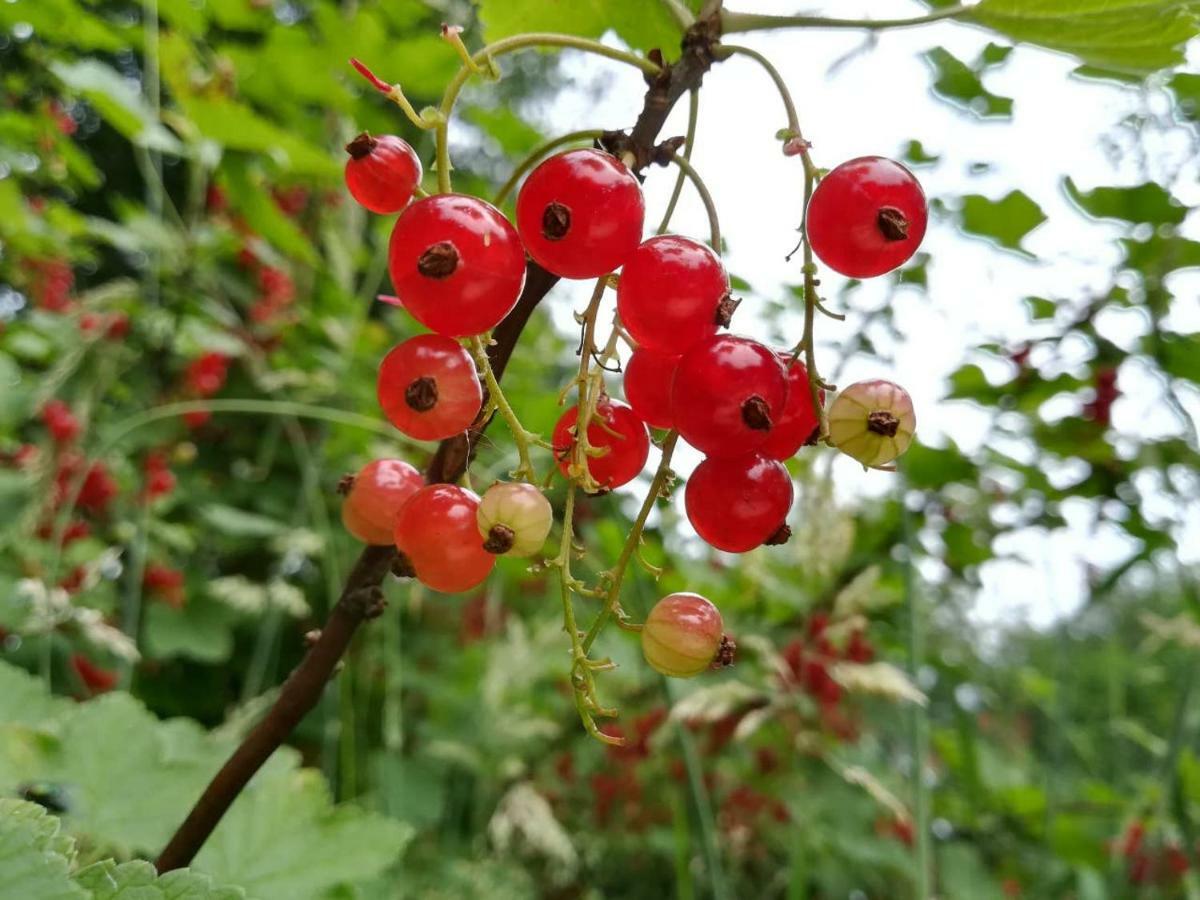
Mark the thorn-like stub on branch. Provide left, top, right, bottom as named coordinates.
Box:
left=304, top=629, right=322, bottom=646
left=645, top=48, right=671, bottom=89
left=651, top=135, right=687, bottom=166
left=741, top=395, right=773, bottom=431
left=405, top=376, right=438, bottom=412
left=391, top=552, right=416, bottom=579
left=417, top=241, right=459, bottom=278
left=483, top=524, right=515, bottom=555
left=714, top=293, right=741, bottom=328
left=336, top=474, right=355, bottom=496
left=877, top=206, right=909, bottom=242
left=712, top=634, right=737, bottom=669
left=345, top=132, right=376, bottom=159
left=541, top=202, right=571, bottom=241
left=867, top=410, right=900, bottom=437
left=764, top=524, right=792, bottom=546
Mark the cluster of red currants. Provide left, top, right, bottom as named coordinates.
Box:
left=341, top=125, right=926, bottom=679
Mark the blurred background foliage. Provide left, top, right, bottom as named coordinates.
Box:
left=0, top=0, right=1198, bottom=897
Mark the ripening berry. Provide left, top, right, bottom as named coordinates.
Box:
left=641, top=592, right=724, bottom=678
left=616, top=235, right=730, bottom=354
left=516, top=149, right=644, bottom=279
left=377, top=335, right=482, bottom=441
left=394, top=484, right=496, bottom=593
left=759, top=353, right=823, bottom=460
left=685, top=454, right=793, bottom=552
left=41, top=400, right=80, bottom=444
left=388, top=194, right=526, bottom=337
left=71, top=654, right=117, bottom=694
left=622, top=349, right=679, bottom=430
left=806, top=156, right=927, bottom=278
left=142, top=452, right=176, bottom=501
left=143, top=563, right=185, bottom=608
left=552, top=396, right=650, bottom=490
left=477, top=482, right=553, bottom=557
left=344, top=132, right=422, bottom=214
left=185, top=352, right=230, bottom=397
left=671, top=335, right=788, bottom=458
left=342, top=459, right=424, bottom=545
left=827, top=379, right=916, bottom=467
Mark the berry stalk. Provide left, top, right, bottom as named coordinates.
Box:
left=467, top=334, right=541, bottom=481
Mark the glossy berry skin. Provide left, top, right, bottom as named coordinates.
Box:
left=827, top=379, right=916, bottom=468
left=617, top=235, right=729, bottom=354
left=642, top=593, right=724, bottom=678
left=342, top=459, right=424, bottom=545
left=377, top=334, right=482, bottom=441
left=394, top=485, right=496, bottom=593
left=807, top=156, right=927, bottom=278
left=477, top=482, right=553, bottom=557
left=671, top=335, right=788, bottom=458
left=685, top=454, right=793, bottom=552
left=388, top=194, right=526, bottom=337
left=553, top=396, right=650, bottom=490
left=516, top=149, right=644, bottom=279
left=623, top=349, right=679, bottom=430
left=760, top=353, right=824, bottom=460
left=344, top=133, right=422, bottom=214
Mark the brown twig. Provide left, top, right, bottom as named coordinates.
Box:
left=155, top=14, right=722, bottom=874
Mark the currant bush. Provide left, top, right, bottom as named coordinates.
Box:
left=642, top=592, right=725, bottom=678
left=344, top=132, right=422, bottom=214
left=394, top=484, right=496, bottom=593
left=377, top=334, right=483, bottom=440
left=341, top=459, right=424, bottom=546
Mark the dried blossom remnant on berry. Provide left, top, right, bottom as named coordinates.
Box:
left=336, top=474, right=356, bottom=496
left=345, top=132, right=377, bottom=159
left=866, top=410, right=900, bottom=437
left=541, top=202, right=571, bottom=241
left=764, top=523, right=792, bottom=546
left=741, top=395, right=773, bottom=431
left=876, top=206, right=909, bottom=241
left=482, top=524, right=515, bottom=555
left=404, top=376, right=439, bottom=412
left=417, top=241, right=459, bottom=278
left=714, top=293, right=741, bottom=328
left=713, top=634, right=737, bottom=669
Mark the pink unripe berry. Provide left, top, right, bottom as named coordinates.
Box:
left=641, top=592, right=725, bottom=678
left=827, top=379, right=916, bottom=467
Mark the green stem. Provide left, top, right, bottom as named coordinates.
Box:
left=902, top=469, right=931, bottom=899
left=658, top=89, right=699, bottom=235
left=721, top=4, right=972, bottom=34
left=581, top=431, right=679, bottom=652
left=716, top=44, right=801, bottom=148
left=118, top=503, right=152, bottom=689
left=660, top=0, right=696, bottom=30
left=435, top=34, right=661, bottom=193
left=665, top=154, right=721, bottom=251
left=469, top=335, right=538, bottom=481
left=494, top=129, right=605, bottom=206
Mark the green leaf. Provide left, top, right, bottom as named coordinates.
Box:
left=1064, top=177, right=1187, bottom=225
left=959, top=191, right=1047, bottom=253
left=1155, top=332, right=1200, bottom=382
left=923, top=47, right=1013, bottom=118
left=1121, top=235, right=1200, bottom=274
left=199, top=504, right=287, bottom=539
left=1025, top=296, right=1058, bottom=319
left=0, top=800, right=85, bottom=900
left=176, top=97, right=337, bottom=179
left=966, top=0, right=1200, bottom=73
left=75, top=860, right=245, bottom=900
left=1171, top=71, right=1200, bottom=120
left=0, top=0, right=125, bottom=51
left=143, top=601, right=235, bottom=664
left=901, top=140, right=940, bottom=166
left=50, top=61, right=182, bottom=154
left=477, top=0, right=697, bottom=57
left=0, top=662, right=73, bottom=728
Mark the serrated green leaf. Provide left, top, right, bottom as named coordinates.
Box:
left=0, top=800, right=85, bottom=900
left=0, top=0, right=126, bottom=51
left=0, top=662, right=73, bottom=728
left=959, top=191, right=1047, bottom=253
left=50, top=61, right=182, bottom=154
left=143, top=601, right=235, bottom=664
left=477, top=0, right=698, bottom=57
left=923, top=47, right=1013, bottom=118
left=1064, top=177, right=1186, bottom=225
left=75, top=859, right=246, bottom=900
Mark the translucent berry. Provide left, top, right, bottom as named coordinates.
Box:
left=344, top=132, right=422, bottom=214
left=516, top=149, right=644, bottom=279
left=377, top=334, right=482, bottom=441
left=827, top=379, right=916, bottom=467
left=671, top=335, right=788, bottom=457
left=394, top=484, right=496, bottom=593
left=642, top=592, right=724, bottom=678
left=616, top=235, right=729, bottom=354
left=622, top=349, right=679, bottom=430
left=388, top=194, right=526, bottom=337
left=553, top=396, right=650, bottom=490
left=807, top=156, right=927, bottom=278
left=685, top=454, right=793, bottom=552
left=342, top=459, right=424, bottom=545
left=477, top=482, right=553, bottom=557
left=759, top=352, right=824, bottom=460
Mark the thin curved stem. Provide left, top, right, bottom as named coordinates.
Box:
left=436, top=34, right=661, bottom=193
left=657, top=89, right=699, bottom=235
left=468, top=335, right=538, bottom=481
left=350, top=58, right=441, bottom=131
left=721, top=4, right=972, bottom=34
left=716, top=44, right=800, bottom=149
left=494, top=129, right=606, bottom=206
left=660, top=0, right=696, bottom=30
left=665, top=153, right=721, bottom=251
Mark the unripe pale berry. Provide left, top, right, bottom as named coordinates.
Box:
left=344, top=133, right=422, bottom=214
left=827, top=379, right=916, bottom=467
left=641, top=592, right=724, bottom=678
left=477, top=482, right=553, bottom=557
left=341, top=459, right=424, bottom=545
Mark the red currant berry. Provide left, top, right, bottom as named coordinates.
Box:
left=622, top=349, right=679, bottom=430
left=671, top=335, right=788, bottom=457
left=393, top=484, right=496, bottom=593
left=41, top=400, right=80, bottom=444
left=516, top=149, right=644, bottom=279
left=377, top=335, right=482, bottom=441
left=807, top=156, right=927, bottom=278
left=344, top=132, right=422, bottom=214
left=477, top=482, right=553, bottom=557
left=642, top=592, right=724, bottom=678
left=553, top=396, right=650, bottom=490
left=616, top=235, right=729, bottom=354
left=388, top=194, right=526, bottom=337
left=685, top=453, right=792, bottom=552
left=342, top=459, right=424, bottom=545
left=759, top=352, right=824, bottom=460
